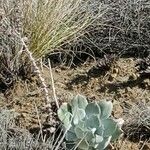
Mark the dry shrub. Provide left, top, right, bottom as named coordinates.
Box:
left=123, top=101, right=150, bottom=141
left=0, top=0, right=34, bottom=91
left=68, top=0, right=150, bottom=57
left=0, top=109, right=63, bottom=150
left=136, top=54, right=150, bottom=78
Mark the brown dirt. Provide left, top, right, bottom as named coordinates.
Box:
left=0, top=57, right=150, bottom=150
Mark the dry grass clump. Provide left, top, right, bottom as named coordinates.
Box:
left=123, top=101, right=150, bottom=141
left=23, top=0, right=106, bottom=58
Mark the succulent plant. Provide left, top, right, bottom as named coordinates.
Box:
left=58, top=94, right=124, bottom=150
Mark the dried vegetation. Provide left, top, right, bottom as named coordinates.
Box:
left=0, top=0, right=150, bottom=149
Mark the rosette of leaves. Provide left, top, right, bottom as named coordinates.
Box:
left=58, top=94, right=123, bottom=150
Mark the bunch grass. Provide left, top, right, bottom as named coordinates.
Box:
left=23, top=0, right=106, bottom=58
